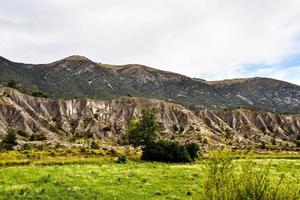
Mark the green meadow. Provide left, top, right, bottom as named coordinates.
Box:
left=0, top=150, right=299, bottom=199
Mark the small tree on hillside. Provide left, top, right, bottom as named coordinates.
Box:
left=7, top=80, right=18, bottom=89
left=1, top=129, right=17, bottom=150
left=128, top=108, right=159, bottom=147
left=127, top=108, right=200, bottom=163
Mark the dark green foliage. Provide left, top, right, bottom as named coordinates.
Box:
left=31, top=91, right=48, bottom=98
left=17, top=130, right=29, bottom=137
left=49, top=124, right=59, bottom=133
left=141, top=140, right=191, bottom=163
left=20, top=143, right=31, bottom=150
left=1, top=129, right=17, bottom=150
left=271, top=138, right=276, bottom=145
left=260, top=141, right=266, bottom=149
left=128, top=108, right=159, bottom=147
left=102, top=126, right=111, bottom=132
left=29, top=133, right=47, bottom=141
left=179, top=126, right=185, bottom=133
left=90, top=141, right=99, bottom=149
left=128, top=109, right=199, bottom=163
left=296, top=135, right=300, bottom=147
left=185, top=143, right=200, bottom=161
left=116, top=155, right=127, bottom=164
left=172, top=124, right=179, bottom=132
left=7, top=80, right=18, bottom=89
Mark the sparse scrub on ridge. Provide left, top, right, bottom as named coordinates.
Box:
left=203, top=149, right=300, bottom=200
left=31, top=91, right=48, bottom=98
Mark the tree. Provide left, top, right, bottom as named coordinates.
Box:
left=7, top=80, right=18, bottom=89
left=128, top=108, right=159, bottom=147
left=127, top=108, right=200, bottom=163
left=1, top=129, right=17, bottom=150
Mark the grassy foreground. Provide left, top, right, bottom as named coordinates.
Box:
left=0, top=152, right=299, bottom=200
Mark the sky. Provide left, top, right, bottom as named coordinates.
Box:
left=1, top=0, right=300, bottom=85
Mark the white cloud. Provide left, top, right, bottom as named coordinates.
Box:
left=0, top=0, right=300, bottom=84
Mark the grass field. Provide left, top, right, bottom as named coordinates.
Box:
left=0, top=151, right=299, bottom=199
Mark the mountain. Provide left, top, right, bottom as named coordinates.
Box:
left=0, top=87, right=299, bottom=149
left=1, top=56, right=300, bottom=114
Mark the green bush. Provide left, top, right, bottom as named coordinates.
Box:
left=21, top=143, right=31, bottom=150
left=185, top=143, right=200, bottom=161
left=31, top=91, right=48, bottom=98
left=17, top=130, right=29, bottom=137
left=29, top=133, right=47, bottom=141
left=1, top=129, right=17, bottom=150
left=7, top=80, right=18, bottom=89
left=116, top=155, right=127, bottom=164
left=90, top=141, right=99, bottom=149
left=141, top=140, right=191, bottom=163
left=203, top=149, right=300, bottom=200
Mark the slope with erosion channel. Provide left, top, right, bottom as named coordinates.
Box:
left=0, top=87, right=299, bottom=149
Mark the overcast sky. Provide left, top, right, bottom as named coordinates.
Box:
left=1, top=0, right=300, bottom=85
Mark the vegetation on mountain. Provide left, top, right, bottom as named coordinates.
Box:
left=1, top=56, right=300, bottom=114
left=31, top=91, right=48, bottom=98
left=0, top=129, right=17, bottom=150
left=6, top=79, right=18, bottom=89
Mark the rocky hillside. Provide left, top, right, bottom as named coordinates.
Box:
left=0, top=88, right=299, bottom=149
left=1, top=56, right=300, bottom=114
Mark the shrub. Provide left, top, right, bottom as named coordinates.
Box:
left=173, top=124, right=179, bottom=132
left=141, top=140, right=191, bottom=163
left=29, top=133, right=47, bottom=141
left=21, top=143, right=31, bottom=150
left=17, top=130, right=29, bottom=137
left=90, top=141, right=99, bottom=149
left=185, top=143, right=200, bottom=161
left=7, top=80, right=18, bottom=89
left=116, top=155, right=127, bottom=164
left=296, top=135, right=300, bottom=147
left=1, top=129, right=18, bottom=150
left=203, top=149, right=300, bottom=200
left=31, top=91, right=48, bottom=98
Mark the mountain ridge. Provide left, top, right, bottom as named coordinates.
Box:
left=1, top=55, right=300, bottom=114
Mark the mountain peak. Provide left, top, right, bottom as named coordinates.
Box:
left=62, top=55, right=91, bottom=62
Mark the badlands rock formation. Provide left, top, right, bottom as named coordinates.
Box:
left=0, top=88, right=299, bottom=149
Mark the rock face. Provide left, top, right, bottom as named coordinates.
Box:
left=0, top=88, right=299, bottom=149
left=1, top=56, right=300, bottom=114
